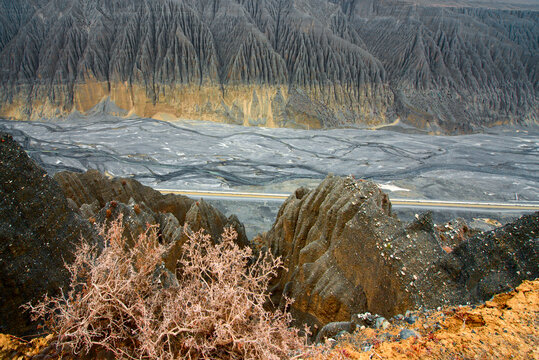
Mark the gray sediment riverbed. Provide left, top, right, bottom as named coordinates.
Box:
left=1, top=115, right=537, bottom=238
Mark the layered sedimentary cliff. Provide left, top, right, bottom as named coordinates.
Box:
left=0, top=0, right=537, bottom=132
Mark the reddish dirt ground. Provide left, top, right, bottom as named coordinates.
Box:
left=1, top=280, right=537, bottom=360
left=320, top=279, right=538, bottom=359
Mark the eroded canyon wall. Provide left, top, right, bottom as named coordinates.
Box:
left=0, top=0, right=537, bottom=132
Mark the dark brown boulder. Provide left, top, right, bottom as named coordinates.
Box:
left=262, top=175, right=539, bottom=332
left=0, top=132, right=98, bottom=336
left=54, top=170, right=248, bottom=247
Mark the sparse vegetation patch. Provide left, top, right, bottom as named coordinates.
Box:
left=26, top=216, right=312, bottom=359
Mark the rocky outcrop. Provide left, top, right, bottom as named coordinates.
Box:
left=0, top=0, right=537, bottom=132
left=53, top=169, right=248, bottom=249
left=0, top=134, right=248, bottom=336
left=260, top=175, right=539, bottom=331
left=444, top=212, right=539, bottom=301
left=0, top=132, right=98, bottom=336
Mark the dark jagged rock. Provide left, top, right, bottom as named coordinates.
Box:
left=314, top=321, right=355, bottom=343
left=435, top=217, right=480, bottom=250
left=0, top=132, right=98, bottom=336
left=88, top=196, right=249, bottom=272
left=95, top=200, right=159, bottom=247
left=444, top=212, right=539, bottom=301
left=261, top=175, right=538, bottom=332
left=261, top=175, right=420, bottom=329
left=0, top=0, right=537, bottom=132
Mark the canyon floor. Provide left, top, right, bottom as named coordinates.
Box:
left=1, top=116, right=537, bottom=238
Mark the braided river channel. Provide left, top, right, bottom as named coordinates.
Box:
left=1, top=115, right=537, bottom=237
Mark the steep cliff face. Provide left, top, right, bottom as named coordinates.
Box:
left=0, top=0, right=537, bottom=132
left=0, top=132, right=98, bottom=336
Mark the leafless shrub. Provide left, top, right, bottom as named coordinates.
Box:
left=26, top=215, right=317, bottom=359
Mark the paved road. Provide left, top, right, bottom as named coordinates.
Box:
left=157, top=189, right=539, bottom=211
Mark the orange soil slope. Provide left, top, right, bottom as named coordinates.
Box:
left=1, top=280, right=537, bottom=359
left=323, top=279, right=538, bottom=360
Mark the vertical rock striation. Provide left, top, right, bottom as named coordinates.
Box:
left=259, top=175, right=539, bottom=331
left=0, top=0, right=536, bottom=132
